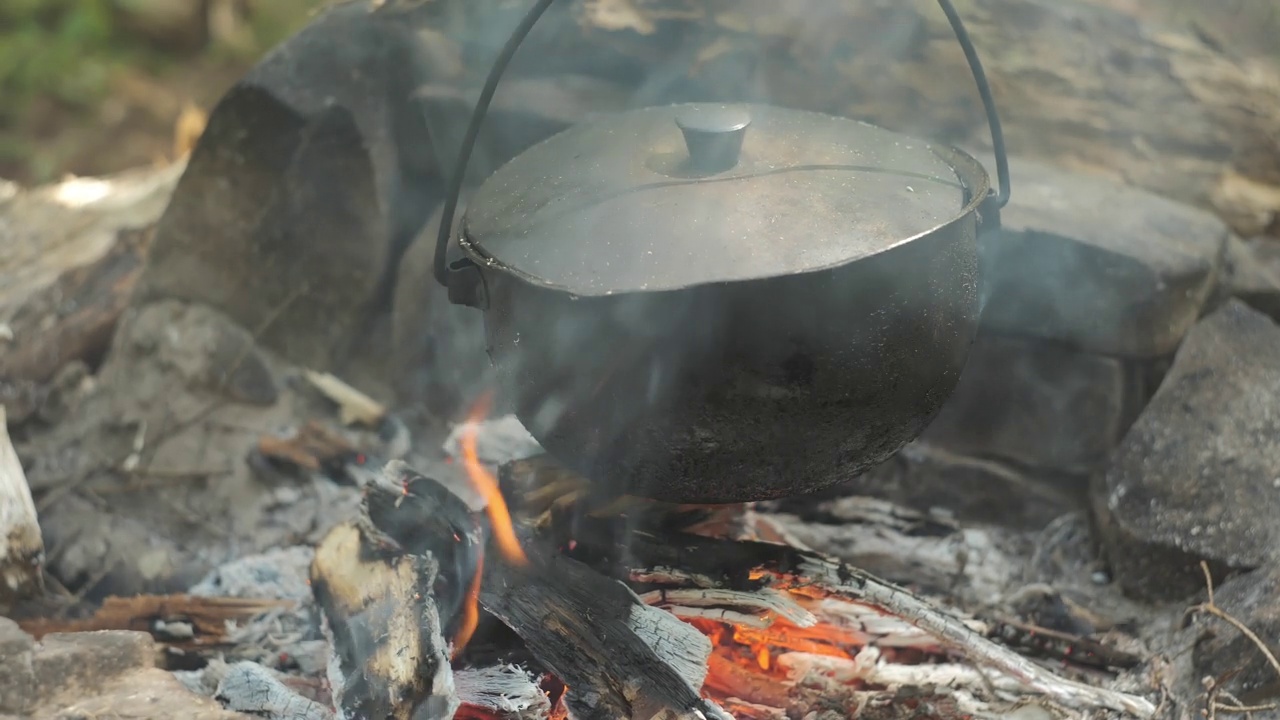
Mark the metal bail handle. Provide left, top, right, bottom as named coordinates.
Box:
left=433, top=0, right=1013, bottom=289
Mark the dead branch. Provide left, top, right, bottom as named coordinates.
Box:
left=1190, top=561, right=1280, bottom=689
left=16, top=594, right=291, bottom=648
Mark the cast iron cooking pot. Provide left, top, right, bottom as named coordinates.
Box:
left=432, top=0, right=1012, bottom=504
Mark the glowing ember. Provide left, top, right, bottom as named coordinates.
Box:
left=460, top=394, right=529, bottom=567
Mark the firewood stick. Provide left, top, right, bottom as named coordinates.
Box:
left=637, top=587, right=817, bottom=628
left=788, top=554, right=1156, bottom=718
left=616, top=528, right=1157, bottom=718
left=0, top=405, right=44, bottom=603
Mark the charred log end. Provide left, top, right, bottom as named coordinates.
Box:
left=310, top=522, right=460, bottom=720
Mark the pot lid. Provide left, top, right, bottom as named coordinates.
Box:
left=460, top=102, right=986, bottom=296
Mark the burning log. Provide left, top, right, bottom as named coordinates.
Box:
left=315, top=454, right=1157, bottom=719
left=309, top=522, right=461, bottom=720
left=0, top=406, right=44, bottom=603
left=359, top=460, right=730, bottom=720
left=569, top=519, right=1158, bottom=717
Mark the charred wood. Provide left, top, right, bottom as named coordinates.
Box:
left=360, top=461, right=730, bottom=720
left=309, top=522, right=460, bottom=720
left=567, top=519, right=1157, bottom=717
left=477, top=551, right=728, bottom=720
left=214, top=661, right=335, bottom=720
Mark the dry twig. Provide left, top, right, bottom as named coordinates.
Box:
left=1189, top=561, right=1280, bottom=720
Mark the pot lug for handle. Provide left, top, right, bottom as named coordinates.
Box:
left=446, top=258, right=488, bottom=310
left=978, top=190, right=1002, bottom=235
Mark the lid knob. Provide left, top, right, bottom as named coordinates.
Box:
left=675, top=106, right=752, bottom=173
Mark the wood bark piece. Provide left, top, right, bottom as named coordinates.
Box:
left=303, top=371, right=387, bottom=427
left=0, top=405, right=43, bottom=602
left=16, top=594, right=290, bottom=648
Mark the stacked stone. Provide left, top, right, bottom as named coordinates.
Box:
left=874, top=154, right=1280, bottom=614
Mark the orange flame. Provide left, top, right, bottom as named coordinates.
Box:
left=451, top=393, right=530, bottom=658
left=452, top=553, right=484, bottom=659
left=460, top=394, right=529, bottom=567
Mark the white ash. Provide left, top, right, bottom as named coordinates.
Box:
left=778, top=646, right=1027, bottom=699
left=441, top=414, right=543, bottom=464
left=757, top=508, right=1021, bottom=606
left=175, top=658, right=231, bottom=697
left=454, top=664, right=552, bottom=719
left=190, top=546, right=315, bottom=601
left=188, top=546, right=328, bottom=674
left=215, top=661, right=334, bottom=720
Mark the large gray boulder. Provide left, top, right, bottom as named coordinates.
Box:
left=921, top=333, right=1144, bottom=476
left=1091, top=300, right=1280, bottom=600
left=978, top=155, right=1228, bottom=358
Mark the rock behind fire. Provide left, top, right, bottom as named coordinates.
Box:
left=977, top=154, right=1228, bottom=358
left=1219, top=235, right=1280, bottom=322
left=1190, top=565, right=1280, bottom=705
left=1091, top=300, right=1280, bottom=600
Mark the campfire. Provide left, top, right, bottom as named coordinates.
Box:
left=5, top=1, right=1280, bottom=719
left=294, top=406, right=1156, bottom=720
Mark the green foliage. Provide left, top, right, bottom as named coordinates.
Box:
left=0, top=0, right=327, bottom=126
left=0, top=0, right=120, bottom=120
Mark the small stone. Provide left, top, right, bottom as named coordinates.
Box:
left=0, top=627, right=231, bottom=720
left=33, top=630, right=157, bottom=697
left=1219, top=235, right=1280, bottom=321
left=977, top=154, right=1228, bottom=358
left=0, top=618, right=36, bottom=715
left=1091, top=300, right=1280, bottom=600
left=1191, top=565, right=1280, bottom=704
left=921, top=332, right=1143, bottom=474
left=112, top=301, right=278, bottom=406
left=41, top=667, right=249, bottom=720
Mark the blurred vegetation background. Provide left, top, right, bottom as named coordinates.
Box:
left=0, top=0, right=1276, bottom=186
left=0, top=0, right=330, bottom=184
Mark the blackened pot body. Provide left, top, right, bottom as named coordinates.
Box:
left=471, top=212, right=979, bottom=504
